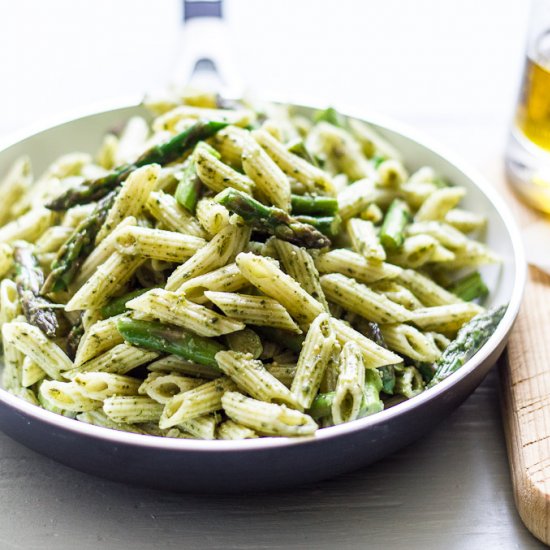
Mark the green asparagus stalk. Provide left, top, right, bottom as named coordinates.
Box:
left=66, top=316, right=84, bottom=360
left=293, top=215, right=341, bottom=238
left=41, top=191, right=117, bottom=294
left=428, top=305, right=507, bottom=387
left=371, top=155, right=386, bottom=168
left=290, top=194, right=338, bottom=216
left=309, top=369, right=385, bottom=421
left=100, top=287, right=156, bottom=318
left=359, top=369, right=384, bottom=417
left=415, top=362, right=437, bottom=384
left=14, top=246, right=69, bottom=338
left=314, top=107, right=345, bottom=127
left=215, top=188, right=331, bottom=248
left=46, top=120, right=229, bottom=210
left=448, top=271, right=489, bottom=302
left=379, top=198, right=412, bottom=251
left=116, top=318, right=225, bottom=369
left=377, top=365, right=396, bottom=395
left=286, top=139, right=319, bottom=166
left=175, top=161, right=202, bottom=213
left=308, top=391, right=335, bottom=420
left=253, top=326, right=305, bottom=354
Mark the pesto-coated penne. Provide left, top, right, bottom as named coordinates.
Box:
left=222, top=391, right=318, bottom=436
left=67, top=343, right=159, bottom=377
left=236, top=252, right=324, bottom=328
left=21, top=356, right=46, bottom=388
left=313, top=122, right=375, bottom=181
left=139, top=372, right=204, bottom=404
left=146, top=190, right=206, bottom=237
left=96, top=163, right=159, bottom=243
left=216, top=350, right=298, bottom=407
left=205, top=291, right=301, bottom=334
left=337, top=179, right=377, bottom=220
left=396, top=269, right=462, bottom=307
left=74, top=314, right=125, bottom=367
left=160, top=377, right=237, bottom=428
left=115, top=226, right=206, bottom=262
left=0, top=156, right=32, bottom=226
left=177, top=262, right=249, bottom=304
left=321, top=273, right=411, bottom=324
left=217, top=419, right=258, bottom=440
left=315, top=249, right=401, bottom=283
left=347, top=218, right=386, bottom=261
left=146, top=355, right=220, bottom=379
left=195, top=198, right=230, bottom=237
left=195, top=144, right=254, bottom=194
left=165, top=219, right=250, bottom=291
left=415, top=186, right=466, bottom=222
left=408, top=303, right=484, bottom=334
left=332, top=341, right=366, bottom=425
left=127, top=288, right=245, bottom=337
left=271, top=239, right=329, bottom=310
left=66, top=251, right=144, bottom=311
left=242, top=138, right=291, bottom=211
left=4, top=321, right=72, bottom=380
left=0, top=207, right=54, bottom=245
left=380, top=323, right=441, bottom=362
left=290, top=313, right=336, bottom=409
left=103, top=395, right=164, bottom=423
left=73, top=216, right=137, bottom=289
left=39, top=380, right=101, bottom=412
left=73, top=372, right=142, bottom=400
left=252, top=129, right=335, bottom=195
left=330, top=318, right=402, bottom=368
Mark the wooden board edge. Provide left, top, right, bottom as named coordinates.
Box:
left=499, top=350, right=550, bottom=546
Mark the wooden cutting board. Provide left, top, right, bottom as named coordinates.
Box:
left=498, top=177, right=550, bottom=545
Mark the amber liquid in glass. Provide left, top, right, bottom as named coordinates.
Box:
left=506, top=32, right=550, bottom=213
left=515, top=56, right=550, bottom=151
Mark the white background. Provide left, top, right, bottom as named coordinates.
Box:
left=0, top=0, right=528, bottom=133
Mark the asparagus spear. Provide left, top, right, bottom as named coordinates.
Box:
left=66, top=316, right=84, bottom=360
left=359, top=368, right=384, bottom=416
left=41, top=191, right=117, bottom=294
left=215, top=188, right=331, bottom=248
left=428, top=305, right=507, bottom=387
left=377, top=365, right=396, bottom=395
left=290, top=194, right=338, bottom=216
left=379, top=198, right=412, bottom=250
left=308, top=391, right=335, bottom=420
left=174, top=161, right=201, bottom=213
left=314, top=107, right=345, bottom=127
left=293, top=215, right=341, bottom=238
left=46, top=120, right=229, bottom=210
left=308, top=370, right=384, bottom=421
left=100, top=287, right=155, bottom=318
left=116, top=318, right=225, bottom=369
left=175, top=143, right=220, bottom=213
left=286, top=139, right=319, bottom=167
left=448, top=271, right=489, bottom=302
left=14, top=246, right=69, bottom=338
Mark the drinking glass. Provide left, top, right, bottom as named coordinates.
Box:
left=506, top=0, right=550, bottom=212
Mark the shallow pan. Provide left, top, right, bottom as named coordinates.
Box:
left=0, top=99, right=525, bottom=492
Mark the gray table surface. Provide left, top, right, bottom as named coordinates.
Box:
left=0, top=367, right=544, bottom=550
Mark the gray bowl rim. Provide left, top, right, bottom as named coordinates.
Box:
left=0, top=95, right=527, bottom=453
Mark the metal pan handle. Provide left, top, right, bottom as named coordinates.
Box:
left=173, top=0, right=242, bottom=96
